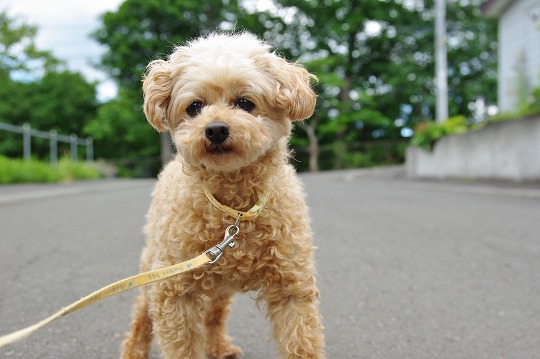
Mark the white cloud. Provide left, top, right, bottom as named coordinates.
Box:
left=2, top=0, right=124, bottom=101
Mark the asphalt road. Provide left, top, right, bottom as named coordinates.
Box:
left=0, top=169, right=539, bottom=359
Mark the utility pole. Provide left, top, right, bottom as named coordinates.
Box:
left=435, top=0, right=448, bottom=124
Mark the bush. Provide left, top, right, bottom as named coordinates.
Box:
left=411, top=115, right=469, bottom=150
left=0, top=156, right=103, bottom=184
left=411, top=85, right=540, bottom=151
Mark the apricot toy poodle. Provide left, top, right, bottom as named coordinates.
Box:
left=120, top=32, right=325, bottom=359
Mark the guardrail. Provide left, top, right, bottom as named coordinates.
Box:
left=0, top=122, right=93, bottom=164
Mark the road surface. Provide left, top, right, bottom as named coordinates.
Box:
left=1, top=169, right=539, bottom=358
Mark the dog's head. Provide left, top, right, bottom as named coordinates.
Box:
left=142, top=32, right=316, bottom=172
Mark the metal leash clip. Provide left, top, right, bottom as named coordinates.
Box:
left=206, top=215, right=241, bottom=264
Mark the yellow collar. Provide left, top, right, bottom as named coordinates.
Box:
left=204, top=189, right=270, bottom=221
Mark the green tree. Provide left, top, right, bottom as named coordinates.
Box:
left=0, top=70, right=97, bottom=159
left=0, top=11, right=97, bottom=159
left=0, top=10, right=60, bottom=79
left=267, top=0, right=497, bottom=170
left=84, top=89, right=154, bottom=159
left=446, top=0, right=497, bottom=121
left=0, top=10, right=61, bottom=129
left=93, top=0, right=248, bottom=89
left=31, top=71, right=97, bottom=133
left=264, top=0, right=422, bottom=169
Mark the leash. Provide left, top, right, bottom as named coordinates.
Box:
left=0, top=190, right=269, bottom=349
left=0, top=228, right=236, bottom=349
left=0, top=252, right=212, bottom=349
left=0, top=190, right=269, bottom=348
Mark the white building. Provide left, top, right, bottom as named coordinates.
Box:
left=483, top=0, right=540, bottom=112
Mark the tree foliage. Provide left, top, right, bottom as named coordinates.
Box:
left=84, top=89, right=153, bottom=159
left=0, top=70, right=97, bottom=158
left=0, top=11, right=97, bottom=159
left=92, top=0, right=251, bottom=89
left=263, top=0, right=497, bottom=170
left=0, top=10, right=60, bottom=80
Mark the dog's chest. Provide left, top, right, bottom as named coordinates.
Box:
left=187, top=221, right=282, bottom=290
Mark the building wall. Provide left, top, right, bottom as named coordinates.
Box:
left=406, top=116, right=540, bottom=181
left=498, top=0, right=540, bottom=112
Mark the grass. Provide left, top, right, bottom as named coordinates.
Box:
left=0, top=155, right=104, bottom=184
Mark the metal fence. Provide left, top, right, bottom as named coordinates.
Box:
left=0, top=122, right=93, bottom=164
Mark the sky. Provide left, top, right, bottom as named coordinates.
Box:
left=2, top=0, right=124, bottom=101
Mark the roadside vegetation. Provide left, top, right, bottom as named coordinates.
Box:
left=0, top=156, right=103, bottom=184
left=411, top=84, right=540, bottom=150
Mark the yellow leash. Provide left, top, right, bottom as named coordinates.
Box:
left=0, top=253, right=212, bottom=348
left=0, top=191, right=269, bottom=349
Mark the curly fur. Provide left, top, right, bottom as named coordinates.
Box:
left=120, top=32, right=325, bottom=359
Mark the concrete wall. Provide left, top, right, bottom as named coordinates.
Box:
left=406, top=116, right=540, bottom=182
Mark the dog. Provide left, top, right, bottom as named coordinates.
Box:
left=120, top=32, right=325, bottom=359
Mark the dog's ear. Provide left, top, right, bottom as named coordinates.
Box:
left=271, top=57, right=317, bottom=121
left=142, top=60, right=172, bottom=132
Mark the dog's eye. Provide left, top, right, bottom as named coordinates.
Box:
left=186, top=101, right=204, bottom=117
left=234, top=98, right=255, bottom=113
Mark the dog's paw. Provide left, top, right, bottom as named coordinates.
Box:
left=207, top=342, right=243, bottom=359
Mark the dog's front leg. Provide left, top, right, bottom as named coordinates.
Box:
left=262, top=274, right=326, bottom=359
left=149, top=280, right=206, bottom=359
left=120, top=290, right=153, bottom=359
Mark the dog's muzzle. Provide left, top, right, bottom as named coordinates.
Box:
left=205, top=122, right=229, bottom=144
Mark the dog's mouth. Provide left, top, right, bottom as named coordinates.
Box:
left=207, top=144, right=233, bottom=155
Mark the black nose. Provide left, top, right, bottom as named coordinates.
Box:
left=205, top=122, right=229, bottom=144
